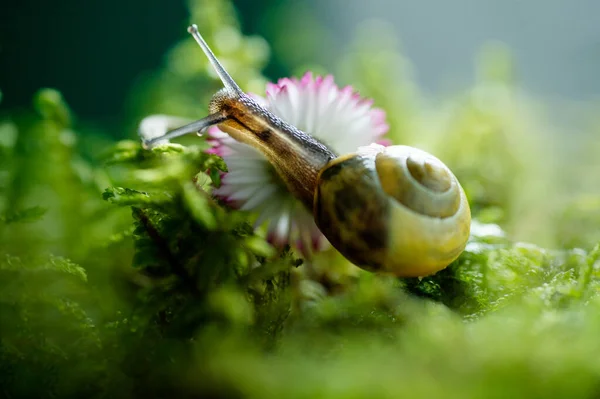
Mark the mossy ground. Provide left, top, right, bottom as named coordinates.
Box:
left=1, top=1, right=600, bottom=398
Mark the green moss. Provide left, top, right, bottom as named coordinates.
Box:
left=1, top=0, right=600, bottom=398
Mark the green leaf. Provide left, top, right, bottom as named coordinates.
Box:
left=579, top=242, right=600, bottom=294
left=1, top=206, right=47, bottom=224
left=45, top=255, right=88, bottom=282
left=244, top=236, right=276, bottom=258
left=181, top=181, right=217, bottom=229
left=209, top=168, right=222, bottom=188
left=206, top=155, right=228, bottom=173
left=100, top=140, right=145, bottom=164
left=103, top=187, right=169, bottom=208
left=0, top=254, right=87, bottom=282
left=33, top=88, right=72, bottom=128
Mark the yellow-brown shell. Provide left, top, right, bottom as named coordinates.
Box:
left=313, top=144, right=471, bottom=277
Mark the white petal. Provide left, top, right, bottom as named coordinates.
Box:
left=275, top=210, right=291, bottom=243
left=240, top=184, right=277, bottom=211
left=223, top=171, right=270, bottom=185
left=227, top=185, right=262, bottom=202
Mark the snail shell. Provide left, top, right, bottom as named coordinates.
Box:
left=314, top=144, right=471, bottom=277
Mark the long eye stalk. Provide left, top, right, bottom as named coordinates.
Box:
left=141, top=112, right=227, bottom=149
left=187, top=24, right=243, bottom=95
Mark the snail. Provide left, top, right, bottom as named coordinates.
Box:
left=141, top=24, right=471, bottom=277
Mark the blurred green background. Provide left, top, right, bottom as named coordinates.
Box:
left=4, top=0, right=600, bottom=133
left=2, top=1, right=600, bottom=398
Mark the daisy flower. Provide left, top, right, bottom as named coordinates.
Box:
left=206, top=71, right=390, bottom=255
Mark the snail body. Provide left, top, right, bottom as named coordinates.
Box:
left=141, top=24, right=471, bottom=277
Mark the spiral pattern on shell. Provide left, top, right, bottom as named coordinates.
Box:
left=375, top=146, right=462, bottom=218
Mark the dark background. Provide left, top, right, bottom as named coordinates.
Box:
left=1, top=0, right=204, bottom=128
left=0, top=0, right=306, bottom=128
